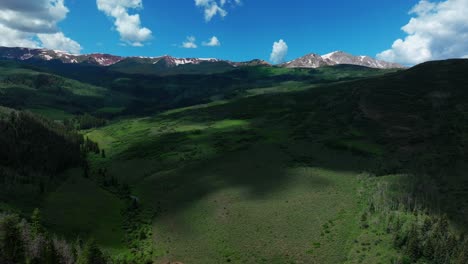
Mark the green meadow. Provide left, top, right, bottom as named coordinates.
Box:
left=3, top=59, right=468, bottom=263
left=78, top=75, right=400, bottom=263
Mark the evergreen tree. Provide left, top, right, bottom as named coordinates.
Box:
left=0, top=214, right=24, bottom=263
left=76, top=239, right=107, bottom=264
left=456, top=241, right=468, bottom=264
left=405, top=225, right=421, bottom=262
left=43, top=238, right=60, bottom=264
left=31, top=208, right=43, bottom=236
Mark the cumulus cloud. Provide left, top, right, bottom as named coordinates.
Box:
left=202, top=36, right=221, bottom=46
left=97, top=0, right=152, bottom=47
left=0, top=24, right=40, bottom=48
left=38, top=32, right=82, bottom=54
left=195, top=0, right=241, bottom=22
left=377, top=0, right=468, bottom=65
left=270, top=39, right=288, bottom=64
left=0, top=0, right=68, bottom=33
left=0, top=0, right=82, bottom=53
left=182, top=36, right=198, bottom=49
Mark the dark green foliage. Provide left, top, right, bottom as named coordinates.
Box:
left=31, top=208, right=43, bottom=236
left=75, top=114, right=107, bottom=130
left=1, top=58, right=391, bottom=117
left=405, top=224, right=421, bottom=261
left=76, top=239, right=107, bottom=264
left=0, top=212, right=109, bottom=264
left=0, top=110, right=83, bottom=173
left=0, top=214, right=24, bottom=264
left=82, top=137, right=100, bottom=154
left=0, top=108, right=103, bottom=212
left=456, top=241, right=468, bottom=264
left=368, top=178, right=468, bottom=264
left=360, top=212, right=369, bottom=229
left=0, top=109, right=87, bottom=209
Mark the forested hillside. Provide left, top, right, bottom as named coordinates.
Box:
left=1, top=58, right=468, bottom=263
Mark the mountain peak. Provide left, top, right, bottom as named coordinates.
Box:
left=0, top=46, right=404, bottom=70
left=0, top=46, right=124, bottom=66
left=285, top=51, right=404, bottom=69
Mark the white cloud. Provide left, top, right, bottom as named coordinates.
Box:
left=377, top=0, right=468, bottom=65
left=0, top=0, right=68, bottom=33
left=97, top=0, right=152, bottom=47
left=0, top=0, right=82, bottom=53
left=0, top=24, right=39, bottom=48
left=270, top=39, right=288, bottom=64
left=37, top=32, right=82, bottom=54
left=182, top=36, right=198, bottom=49
left=194, top=0, right=241, bottom=22
left=202, top=36, right=221, bottom=46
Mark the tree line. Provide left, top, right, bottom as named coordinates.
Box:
left=0, top=209, right=108, bottom=264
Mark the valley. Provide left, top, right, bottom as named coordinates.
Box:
left=1, top=47, right=468, bottom=264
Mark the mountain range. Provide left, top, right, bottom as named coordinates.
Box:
left=283, top=51, right=405, bottom=69
left=0, top=46, right=403, bottom=70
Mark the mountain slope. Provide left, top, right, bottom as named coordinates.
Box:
left=1, top=46, right=401, bottom=73
left=323, top=51, right=404, bottom=69
left=82, top=58, right=468, bottom=263
left=0, top=46, right=123, bottom=66
left=1, top=56, right=468, bottom=263
left=0, top=60, right=131, bottom=119
left=284, top=51, right=404, bottom=69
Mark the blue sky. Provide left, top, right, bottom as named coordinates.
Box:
left=63, top=0, right=418, bottom=61
left=1, top=0, right=467, bottom=64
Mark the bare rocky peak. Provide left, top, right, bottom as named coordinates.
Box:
left=0, top=46, right=236, bottom=67
left=284, top=51, right=404, bottom=69
left=0, top=46, right=404, bottom=69
left=232, top=59, right=271, bottom=67
left=282, top=53, right=329, bottom=68
left=322, top=51, right=404, bottom=69
left=0, top=46, right=124, bottom=66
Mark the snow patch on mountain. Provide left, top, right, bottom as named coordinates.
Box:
left=284, top=51, right=404, bottom=69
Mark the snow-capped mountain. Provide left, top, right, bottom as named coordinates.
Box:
left=0, top=46, right=400, bottom=70
left=0, top=46, right=270, bottom=68
left=282, top=53, right=330, bottom=68
left=284, top=51, right=404, bottom=69
left=0, top=46, right=123, bottom=66
left=111, top=55, right=223, bottom=67
left=164, top=56, right=221, bottom=66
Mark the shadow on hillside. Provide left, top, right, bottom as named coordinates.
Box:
left=125, top=67, right=468, bottom=228
left=109, top=99, right=376, bottom=221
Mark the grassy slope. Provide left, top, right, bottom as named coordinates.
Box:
left=85, top=74, right=392, bottom=262
left=6, top=58, right=467, bottom=263
left=84, top=60, right=468, bottom=263
left=42, top=169, right=126, bottom=251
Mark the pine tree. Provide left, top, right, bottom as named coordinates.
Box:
left=406, top=225, right=421, bottom=262
left=76, top=239, right=107, bottom=264
left=43, top=238, right=60, bottom=264
left=31, top=208, right=43, bottom=236
left=0, top=214, right=25, bottom=263
left=456, top=241, right=468, bottom=264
